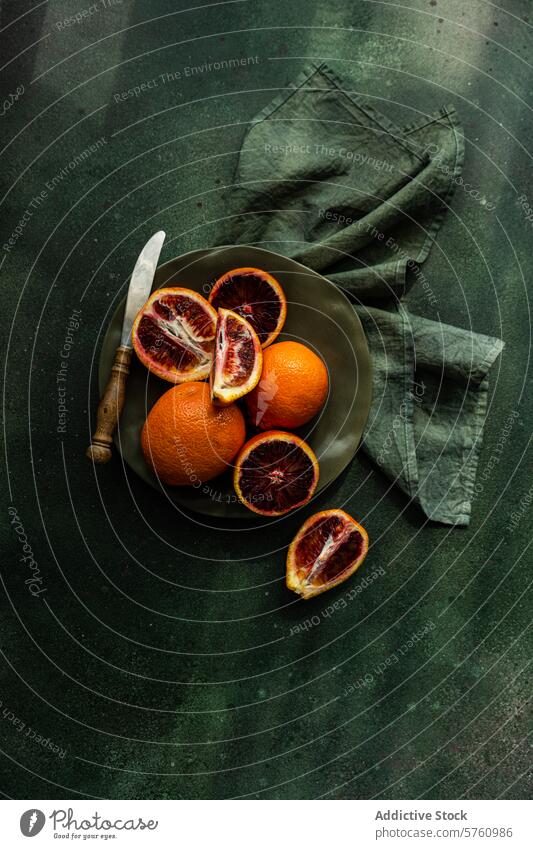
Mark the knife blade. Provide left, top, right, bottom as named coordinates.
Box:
left=87, top=230, right=166, bottom=464
left=121, top=229, right=166, bottom=346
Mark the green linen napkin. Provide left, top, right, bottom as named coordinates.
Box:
left=220, top=63, right=504, bottom=526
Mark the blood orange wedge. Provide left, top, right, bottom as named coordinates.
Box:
left=234, top=431, right=319, bottom=516
left=286, top=509, right=369, bottom=599
left=210, top=309, right=262, bottom=406
left=132, top=287, right=217, bottom=383
left=208, top=267, right=287, bottom=348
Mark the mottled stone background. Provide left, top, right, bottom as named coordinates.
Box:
left=0, top=0, right=530, bottom=799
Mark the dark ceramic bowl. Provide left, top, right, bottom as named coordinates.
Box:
left=99, top=245, right=372, bottom=518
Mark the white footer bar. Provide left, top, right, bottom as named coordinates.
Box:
left=2, top=799, right=531, bottom=847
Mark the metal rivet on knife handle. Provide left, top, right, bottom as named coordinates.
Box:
left=86, top=346, right=133, bottom=464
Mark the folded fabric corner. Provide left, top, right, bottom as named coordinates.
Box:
left=219, top=62, right=504, bottom=526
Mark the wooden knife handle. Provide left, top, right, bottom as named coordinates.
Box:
left=86, top=345, right=132, bottom=464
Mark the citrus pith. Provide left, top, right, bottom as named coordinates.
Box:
left=286, top=509, right=369, bottom=599
left=210, top=309, right=262, bottom=406
left=132, top=287, right=217, bottom=383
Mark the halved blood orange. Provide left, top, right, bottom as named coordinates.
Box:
left=286, top=509, right=369, bottom=599
left=234, top=431, right=319, bottom=516
left=208, top=267, right=287, bottom=348
left=210, top=308, right=262, bottom=406
left=132, top=287, right=217, bottom=383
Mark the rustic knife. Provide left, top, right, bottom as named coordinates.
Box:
left=86, top=230, right=166, bottom=464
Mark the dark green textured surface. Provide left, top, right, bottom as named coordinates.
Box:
left=0, top=0, right=531, bottom=800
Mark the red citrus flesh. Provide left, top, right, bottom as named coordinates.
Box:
left=234, top=431, right=319, bottom=516
left=210, top=309, right=262, bottom=406
left=132, top=287, right=217, bottom=383
left=286, top=509, right=369, bottom=599
left=208, top=267, right=287, bottom=348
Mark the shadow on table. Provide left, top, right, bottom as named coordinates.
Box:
left=0, top=0, right=48, bottom=92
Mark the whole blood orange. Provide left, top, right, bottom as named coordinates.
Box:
left=286, top=509, right=369, bottom=599
left=132, top=287, right=217, bottom=383
left=208, top=267, right=286, bottom=348
left=141, top=382, right=245, bottom=486
left=210, top=309, right=262, bottom=406
left=246, top=341, right=329, bottom=430
left=234, top=431, right=319, bottom=516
